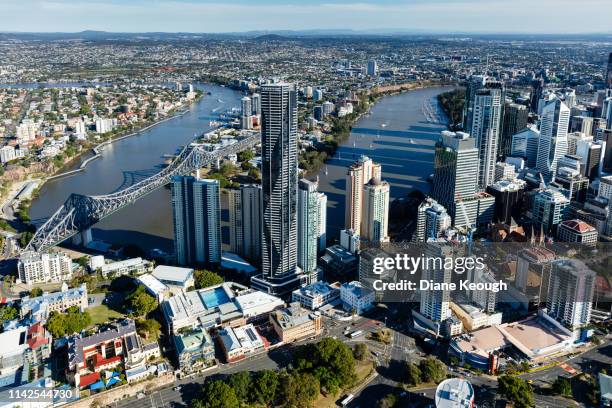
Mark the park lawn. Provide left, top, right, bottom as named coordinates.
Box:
left=314, top=359, right=374, bottom=408
left=87, top=305, right=125, bottom=327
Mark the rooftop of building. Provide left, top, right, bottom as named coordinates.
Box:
left=292, top=281, right=340, bottom=298
left=559, top=219, right=597, bottom=233
left=519, top=246, right=556, bottom=263
left=69, top=320, right=136, bottom=366
left=137, top=274, right=169, bottom=295
left=152, top=265, right=194, bottom=285
left=270, top=302, right=319, bottom=330
left=435, top=378, right=474, bottom=408
left=341, top=281, right=373, bottom=299
left=174, top=327, right=213, bottom=354
left=21, top=283, right=87, bottom=312
left=100, top=257, right=144, bottom=272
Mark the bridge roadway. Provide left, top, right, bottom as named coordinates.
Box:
left=25, top=134, right=259, bottom=253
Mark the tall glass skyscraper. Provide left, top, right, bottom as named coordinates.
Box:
left=536, top=98, right=570, bottom=181
left=171, top=176, right=221, bottom=266
left=297, top=179, right=320, bottom=274
left=251, top=83, right=303, bottom=296
left=470, top=81, right=504, bottom=189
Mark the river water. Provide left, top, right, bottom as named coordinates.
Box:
left=28, top=84, right=451, bottom=251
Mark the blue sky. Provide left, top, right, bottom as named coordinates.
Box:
left=2, top=0, right=612, bottom=34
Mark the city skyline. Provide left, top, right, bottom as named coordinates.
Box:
left=2, top=0, right=612, bottom=34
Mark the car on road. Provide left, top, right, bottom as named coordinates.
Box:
left=137, top=393, right=145, bottom=399
left=173, top=386, right=182, bottom=391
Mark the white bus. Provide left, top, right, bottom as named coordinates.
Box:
left=340, top=393, right=354, bottom=407
left=349, top=330, right=363, bottom=338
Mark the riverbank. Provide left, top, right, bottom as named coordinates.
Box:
left=302, top=80, right=452, bottom=177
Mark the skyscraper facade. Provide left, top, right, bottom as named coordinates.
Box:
left=500, top=102, right=528, bottom=157
left=251, top=93, right=261, bottom=116
left=606, top=52, right=612, bottom=89
left=297, top=179, right=320, bottom=274
left=536, top=98, right=570, bottom=181
left=414, top=197, right=451, bottom=242
left=172, top=176, right=221, bottom=266
left=470, top=81, right=504, bottom=189
left=530, top=76, right=544, bottom=113
left=362, top=179, right=390, bottom=244
left=532, top=188, right=570, bottom=234
left=241, top=96, right=252, bottom=130
left=345, top=155, right=381, bottom=235
left=546, top=259, right=595, bottom=330
left=367, top=60, right=378, bottom=76
left=228, top=184, right=262, bottom=261
left=251, top=83, right=302, bottom=296
left=463, top=74, right=487, bottom=131
left=431, top=131, right=479, bottom=222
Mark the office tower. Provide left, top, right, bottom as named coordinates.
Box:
left=251, top=93, right=261, bottom=116
left=313, top=105, right=323, bottom=121
left=455, top=193, right=496, bottom=228
left=362, top=179, right=390, bottom=244
left=575, top=139, right=602, bottom=181
left=515, top=247, right=555, bottom=296
left=530, top=76, right=544, bottom=113
left=175, top=82, right=183, bottom=92
left=597, top=129, right=612, bottom=173
left=172, top=176, right=221, bottom=266
left=511, top=125, right=540, bottom=168
left=470, top=81, right=504, bottom=189
left=431, top=131, right=478, bottom=222
left=419, top=245, right=452, bottom=323
left=599, top=175, right=612, bottom=200
left=546, top=259, right=595, bottom=330
left=553, top=155, right=589, bottom=203
left=569, top=116, right=594, bottom=138
left=367, top=60, right=378, bottom=76
left=345, top=155, right=381, bottom=235
left=536, top=98, right=570, bottom=181
left=322, top=101, right=335, bottom=116
left=606, top=52, right=612, bottom=88
left=532, top=188, right=570, bottom=234
left=486, top=179, right=526, bottom=225
left=500, top=103, right=528, bottom=157
left=414, top=197, right=451, bottom=242
left=557, top=220, right=598, bottom=245
left=316, top=192, right=327, bottom=252
left=562, top=89, right=577, bottom=109
left=251, top=83, right=302, bottom=296
left=567, top=132, right=593, bottom=155
left=494, top=162, right=516, bottom=182
left=228, top=185, right=262, bottom=261
left=463, top=75, right=487, bottom=131
left=297, top=179, right=321, bottom=274
left=241, top=96, right=252, bottom=130
left=313, top=88, right=323, bottom=102
left=303, top=86, right=313, bottom=99
left=603, top=97, right=612, bottom=129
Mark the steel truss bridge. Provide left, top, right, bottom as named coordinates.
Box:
left=26, top=135, right=259, bottom=252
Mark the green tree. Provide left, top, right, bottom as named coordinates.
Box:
left=498, top=375, right=534, bottom=408
left=251, top=370, right=279, bottom=405
left=29, top=287, right=43, bottom=297
left=0, top=305, right=18, bottom=322
left=227, top=371, right=251, bottom=403
left=136, top=319, right=161, bottom=341
left=294, top=337, right=356, bottom=395
left=419, top=358, right=447, bottom=384
left=377, top=393, right=397, bottom=408
left=127, top=285, right=157, bottom=316
left=194, top=269, right=224, bottom=289
left=194, top=379, right=239, bottom=408
left=237, top=150, right=254, bottom=162
left=248, top=167, right=261, bottom=181
left=404, top=362, right=422, bottom=386
left=45, top=307, right=91, bottom=337
left=552, top=376, right=572, bottom=397
left=353, top=343, right=368, bottom=361
left=279, top=372, right=320, bottom=408
left=19, top=231, right=34, bottom=247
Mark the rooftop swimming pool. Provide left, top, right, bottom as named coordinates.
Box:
left=200, top=287, right=230, bottom=308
